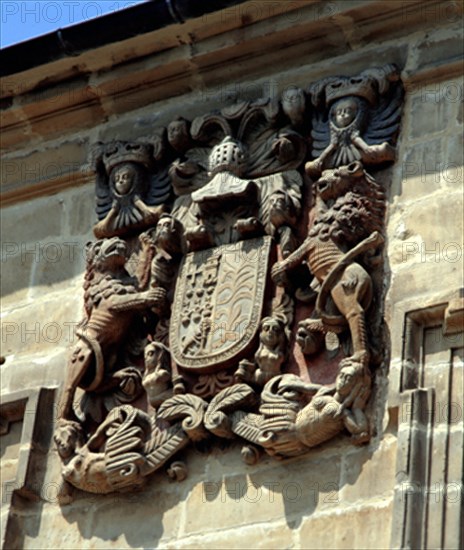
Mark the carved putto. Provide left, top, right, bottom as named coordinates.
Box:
left=55, top=64, right=403, bottom=496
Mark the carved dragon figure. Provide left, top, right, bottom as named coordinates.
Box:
left=55, top=396, right=207, bottom=494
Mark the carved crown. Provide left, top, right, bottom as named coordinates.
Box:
left=325, top=76, right=377, bottom=106
left=208, top=136, right=248, bottom=177
left=310, top=64, right=400, bottom=107
left=101, top=141, right=153, bottom=174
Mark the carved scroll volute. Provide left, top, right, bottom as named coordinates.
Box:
left=157, top=394, right=209, bottom=441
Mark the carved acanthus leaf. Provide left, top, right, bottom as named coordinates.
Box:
left=205, top=384, right=257, bottom=438
left=157, top=394, right=208, bottom=441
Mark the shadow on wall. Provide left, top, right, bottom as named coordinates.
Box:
left=9, top=411, right=398, bottom=549
left=0, top=185, right=95, bottom=303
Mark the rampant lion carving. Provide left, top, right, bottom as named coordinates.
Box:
left=272, top=161, right=385, bottom=368
left=58, top=237, right=167, bottom=421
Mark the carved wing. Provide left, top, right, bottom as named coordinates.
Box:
left=99, top=406, right=152, bottom=491
left=310, top=112, right=330, bottom=159
left=230, top=411, right=266, bottom=444
left=95, top=170, right=112, bottom=221
left=363, top=84, right=403, bottom=145
left=146, top=168, right=172, bottom=205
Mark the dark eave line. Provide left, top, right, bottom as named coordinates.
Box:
left=0, top=0, right=250, bottom=77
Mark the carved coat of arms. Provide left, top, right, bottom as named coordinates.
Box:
left=54, top=65, right=404, bottom=495
left=170, top=236, right=272, bottom=371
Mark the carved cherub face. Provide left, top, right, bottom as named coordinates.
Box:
left=111, top=164, right=137, bottom=195
left=143, top=342, right=171, bottom=404
left=331, top=98, right=358, bottom=128
left=144, top=341, right=169, bottom=371
left=153, top=214, right=183, bottom=255
left=269, top=191, right=289, bottom=210
left=282, top=88, right=305, bottom=124
left=155, top=215, right=175, bottom=239
left=54, top=421, right=84, bottom=459
left=168, top=119, right=190, bottom=151
left=260, top=317, right=285, bottom=348
left=336, top=365, right=357, bottom=395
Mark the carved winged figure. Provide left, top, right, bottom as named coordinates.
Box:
left=306, top=64, right=403, bottom=178
left=55, top=398, right=206, bottom=494
left=93, top=141, right=170, bottom=238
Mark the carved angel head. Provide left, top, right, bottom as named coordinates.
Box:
left=330, top=98, right=359, bottom=129
left=259, top=315, right=287, bottom=348
left=282, top=87, right=306, bottom=126
left=336, top=361, right=367, bottom=396
left=167, top=117, right=191, bottom=152
left=110, top=162, right=145, bottom=196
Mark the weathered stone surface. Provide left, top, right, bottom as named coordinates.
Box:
left=298, top=500, right=393, bottom=550
left=183, top=452, right=342, bottom=536
left=392, top=137, right=444, bottom=201
left=387, top=192, right=463, bottom=268
left=339, top=434, right=397, bottom=505
left=416, top=31, right=464, bottom=72
left=29, top=243, right=87, bottom=297
left=0, top=350, right=67, bottom=395
left=85, top=485, right=183, bottom=548
left=445, top=132, right=464, bottom=175
left=28, top=102, right=106, bottom=143
left=408, top=89, right=456, bottom=139
left=170, top=520, right=296, bottom=549
left=0, top=251, right=34, bottom=305
left=0, top=292, right=82, bottom=360
left=0, top=421, right=22, bottom=502
left=1, top=193, right=65, bottom=248
left=1, top=141, right=87, bottom=197
left=66, top=184, right=96, bottom=237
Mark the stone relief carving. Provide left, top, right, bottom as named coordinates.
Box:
left=55, top=65, right=403, bottom=494
left=92, top=141, right=169, bottom=238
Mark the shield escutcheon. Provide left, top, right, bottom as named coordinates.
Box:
left=170, top=236, right=272, bottom=372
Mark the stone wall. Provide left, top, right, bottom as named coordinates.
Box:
left=1, top=2, right=462, bottom=548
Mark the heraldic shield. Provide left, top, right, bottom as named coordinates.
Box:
left=170, top=236, right=272, bottom=372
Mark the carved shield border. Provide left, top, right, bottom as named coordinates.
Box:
left=170, top=237, right=272, bottom=372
